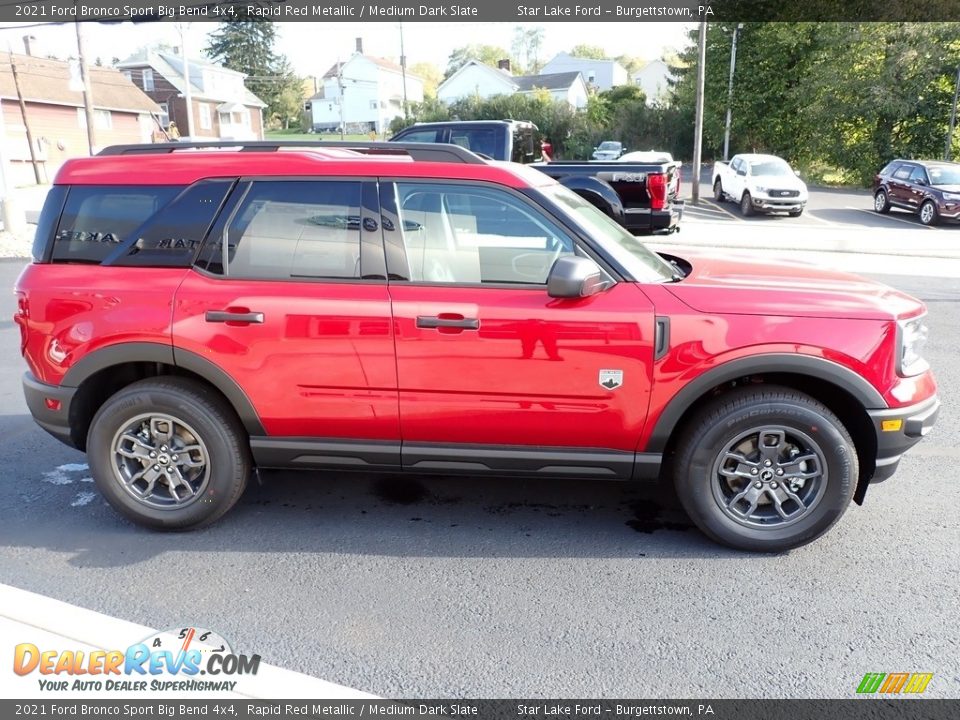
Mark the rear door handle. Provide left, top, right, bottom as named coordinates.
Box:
left=205, top=310, right=265, bottom=324
left=416, top=315, right=479, bottom=330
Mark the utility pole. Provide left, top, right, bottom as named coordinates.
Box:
left=399, top=22, right=409, bottom=122
left=8, top=51, right=42, bottom=184
left=177, top=23, right=194, bottom=138
left=691, top=20, right=707, bottom=204
left=75, top=21, right=96, bottom=154
left=945, top=64, right=960, bottom=161
left=722, top=23, right=743, bottom=162
left=337, top=60, right=345, bottom=140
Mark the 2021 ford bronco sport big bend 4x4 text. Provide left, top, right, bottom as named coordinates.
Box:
left=14, top=141, right=939, bottom=552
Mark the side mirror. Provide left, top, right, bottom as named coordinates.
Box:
left=915, top=177, right=927, bottom=186
left=547, top=256, right=609, bottom=299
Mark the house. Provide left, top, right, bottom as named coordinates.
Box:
left=117, top=49, right=266, bottom=141
left=0, top=52, right=159, bottom=186
left=632, top=59, right=673, bottom=105
left=540, top=52, right=629, bottom=91
left=436, top=60, right=589, bottom=109
left=306, top=39, right=425, bottom=134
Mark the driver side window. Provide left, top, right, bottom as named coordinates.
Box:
left=394, top=183, right=575, bottom=285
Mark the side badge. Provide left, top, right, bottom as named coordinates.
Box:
left=599, top=369, right=623, bottom=390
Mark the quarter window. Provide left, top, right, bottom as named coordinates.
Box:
left=53, top=186, right=183, bottom=263
left=394, top=183, right=574, bottom=285
left=893, top=165, right=913, bottom=180
left=212, top=181, right=363, bottom=280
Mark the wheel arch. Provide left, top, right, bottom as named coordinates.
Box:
left=557, top=176, right=625, bottom=223
left=647, top=355, right=883, bottom=503
left=62, top=342, right=265, bottom=450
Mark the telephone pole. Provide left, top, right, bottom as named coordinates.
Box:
left=722, top=23, right=743, bottom=162
left=337, top=60, right=345, bottom=140
left=691, top=20, right=707, bottom=204
left=946, top=64, right=960, bottom=161
left=8, top=51, right=42, bottom=184
left=399, top=22, right=409, bottom=122
left=75, top=21, right=96, bottom=154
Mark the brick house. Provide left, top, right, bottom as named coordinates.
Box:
left=117, top=49, right=266, bottom=141
left=0, top=53, right=159, bottom=185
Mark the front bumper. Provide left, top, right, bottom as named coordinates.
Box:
left=867, top=394, right=940, bottom=483
left=23, top=372, right=79, bottom=448
left=751, top=194, right=807, bottom=213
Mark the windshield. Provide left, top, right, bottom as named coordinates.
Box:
left=749, top=160, right=793, bottom=176
left=537, top=184, right=677, bottom=283
left=598, top=142, right=622, bottom=151
left=927, top=165, right=960, bottom=185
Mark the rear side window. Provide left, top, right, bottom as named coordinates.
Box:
left=393, top=129, right=439, bottom=143
left=53, top=185, right=182, bottom=263
left=893, top=165, right=913, bottom=180
left=31, top=186, right=68, bottom=263
left=449, top=128, right=500, bottom=159
left=880, top=161, right=900, bottom=176
left=204, top=180, right=363, bottom=280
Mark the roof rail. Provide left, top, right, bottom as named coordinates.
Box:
left=97, top=140, right=486, bottom=165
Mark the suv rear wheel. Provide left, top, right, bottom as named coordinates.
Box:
left=87, top=377, right=250, bottom=530
left=673, top=386, right=857, bottom=552
left=874, top=189, right=891, bottom=213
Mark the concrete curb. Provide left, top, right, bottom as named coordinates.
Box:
left=0, top=583, right=376, bottom=700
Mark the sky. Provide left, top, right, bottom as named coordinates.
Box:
left=0, top=21, right=694, bottom=77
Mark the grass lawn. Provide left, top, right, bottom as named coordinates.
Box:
left=265, top=131, right=382, bottom=142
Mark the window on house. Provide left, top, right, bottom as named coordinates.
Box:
left=157, top=102, right=169, bottom=128
left=122, top=71, right=132, bottom=82
left=370, top=100, right=378, bottom=110
left=76, top=108, right=112, bottom=130
left=199, top=104, right=212, bottom=130
left=142, top=68, right=154, bottom=92
left=219, top=112, right=230, bottom=127
left=587, top=71, right=596, bottom=84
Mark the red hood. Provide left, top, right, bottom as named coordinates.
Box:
left=664, top=251, right=924, bottom=321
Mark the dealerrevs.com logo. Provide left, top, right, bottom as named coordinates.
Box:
left=13, top=627, right=260, bottom=693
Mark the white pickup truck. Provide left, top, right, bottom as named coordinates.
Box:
left=713, top=153, right=808, bottom=217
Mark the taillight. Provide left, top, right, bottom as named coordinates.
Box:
left=648, top=173, right=667, bottom=211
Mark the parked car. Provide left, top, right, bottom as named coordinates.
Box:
left=14, top=140, right=939, bottom=552
left=533, top=156, right=683, bottom=235
left=713, top=154, right=808, bottom=217
left=392, top=120, right=681, bottom=235
left=390, top=120, right=542, bottom=163
left=618, top=150, right=674, bottom=164
left=592, top=141, right=625, bottom=161
left=872, top=159, right=960, bottom=226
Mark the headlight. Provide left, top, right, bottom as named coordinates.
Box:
left=898, top=314, right=929, bottom=376
left=753, top=185, right=767, bottom=193
left=943, top=192, right=960, bottom=201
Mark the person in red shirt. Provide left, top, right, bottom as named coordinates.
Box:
left=540, top=137, right=554, bottom=162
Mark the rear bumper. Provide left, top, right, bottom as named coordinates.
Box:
left=22, top=372, right=78, bottom=448
left=867, top=394, right=940, bottom=483
left=625, top=202, right=683, bottom=235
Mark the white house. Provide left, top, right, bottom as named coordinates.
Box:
left=436, top=60, right=589, bottom=109
left=307, top=40, right=424, bottom=134
left=633, top=59, right=673, bottom=105
left=540, top=52, right=629, bottom=91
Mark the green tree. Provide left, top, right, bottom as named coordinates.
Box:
left=512, top=26, right=546, bottom=74
left=570, top=44, right=608, bottom=60
left=445, top=45, right=512, bottom=79
left=206, top=16, right=303, bottom=129
left=410, top=62, right=443, bottom=98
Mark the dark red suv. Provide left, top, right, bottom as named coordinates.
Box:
left=14, top=141, right=939, bottom=552
left=873, top=159, right=960, bottom=225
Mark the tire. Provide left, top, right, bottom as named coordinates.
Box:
left=740, top=192, right=754, bottom=216
left=919, top=200, right=939, bottom=226
left=673, top=386, right=857, bottom=552
left=87, top=377, right=251, bottom=530
left=873, top=189, right=890, bottom=214
left=713, top=179, right=725, bottom=202
left=788, top=208, right=804, bottom=217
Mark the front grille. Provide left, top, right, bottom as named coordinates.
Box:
left=769, top=189, right=800, bottom=198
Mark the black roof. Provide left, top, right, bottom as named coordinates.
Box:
left=513, top=71, right=582, bottom=92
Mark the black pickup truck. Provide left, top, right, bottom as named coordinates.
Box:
left=390, top=120, right=683, bottom=235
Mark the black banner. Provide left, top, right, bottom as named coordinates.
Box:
left=2, top=700, right=959, bottom=720
left=4, top=0, right=960, bottom=23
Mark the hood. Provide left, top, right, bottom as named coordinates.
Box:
left=593, top=151, right=621, bottom=159
left=665, top=251, right=923, bottom=321
left=750, top=173, right=806, bottom=191
left=933, top=184, right=960, bottom=193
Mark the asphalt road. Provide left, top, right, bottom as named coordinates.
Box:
left=1, top=254, right=958, bottom=699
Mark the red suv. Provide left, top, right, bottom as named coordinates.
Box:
left=14, top=141, right=939, bottom=552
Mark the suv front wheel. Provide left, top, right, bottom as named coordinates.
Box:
left=87, top=377, right=250, bottom=530
left=673, top=386, right=857, bottom=552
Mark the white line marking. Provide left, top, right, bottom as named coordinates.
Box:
left=802, top=211, right=832, bottom=225
left=847, top=206, right=937, bottom=230
left=701, top=199, right=747, bottom=222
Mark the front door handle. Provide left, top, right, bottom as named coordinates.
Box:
left=205, top=310, right=265, bottom=325
left=416, top=315, right=479, bottom=330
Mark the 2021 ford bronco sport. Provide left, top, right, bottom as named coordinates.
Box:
left=14, top=141, right=939, bottom=551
